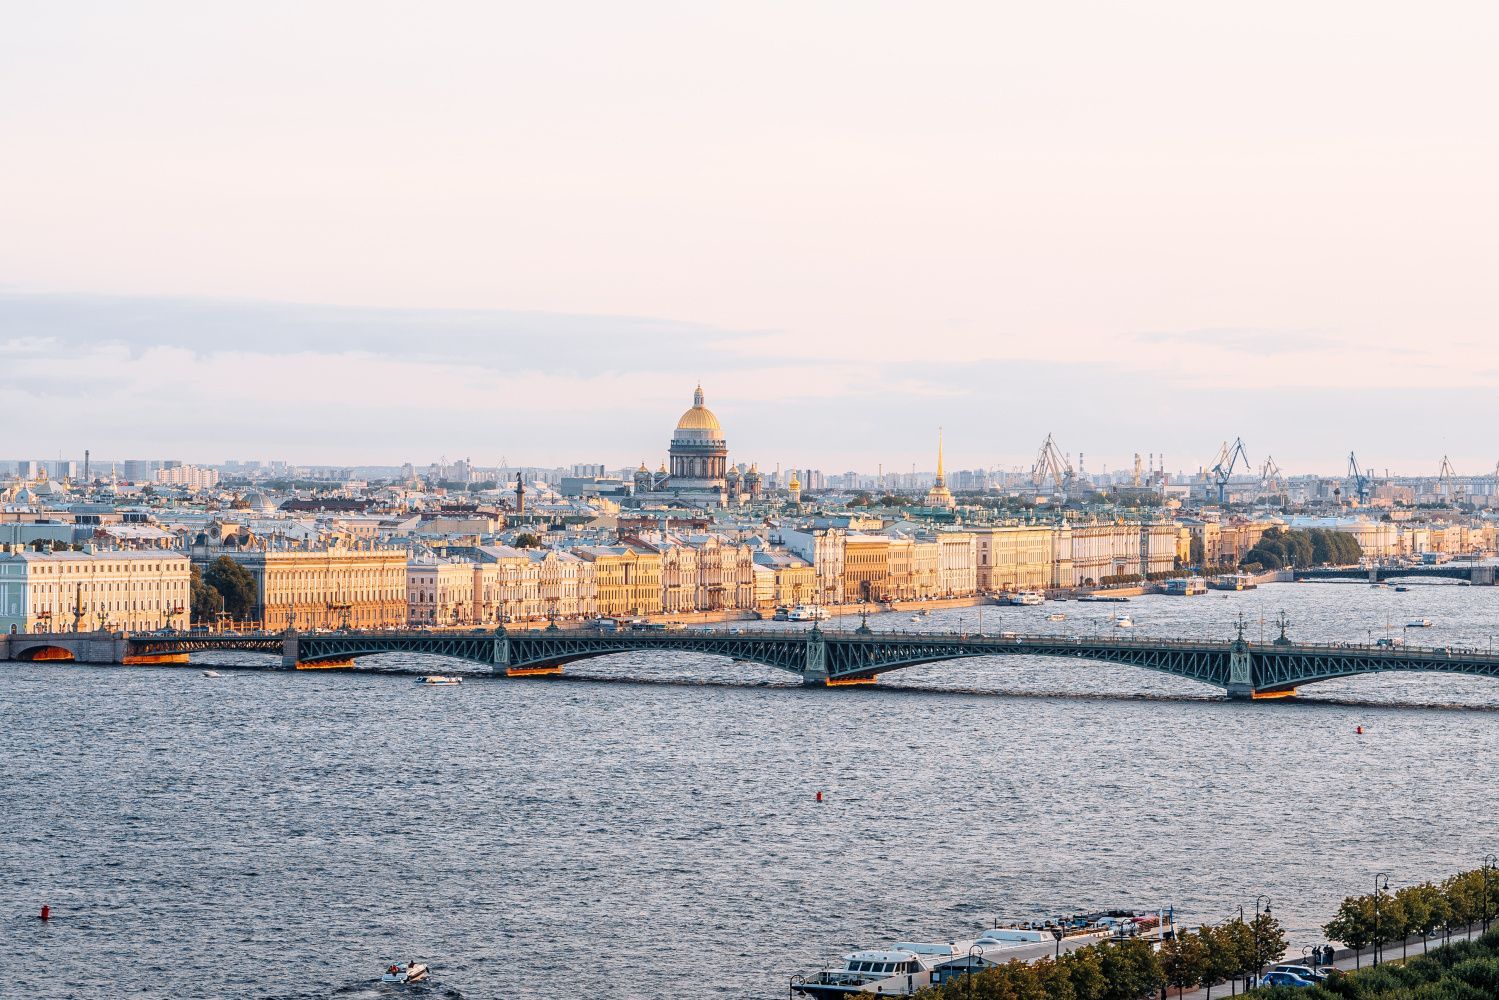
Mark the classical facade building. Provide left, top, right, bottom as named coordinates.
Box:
left=406, top=556, right=477, bottom=625
left=924, top=430, right=957, bottom=510
left=971, top=525, right=1056, bottom=593
left=575, top=546, right=662, bottom=618
left=220, top=545, right=408, bottom=630
left=0, top=550, right=190, bottom=633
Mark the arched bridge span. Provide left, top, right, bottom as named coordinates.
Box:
left=105, top=627, right=1499, bottom=698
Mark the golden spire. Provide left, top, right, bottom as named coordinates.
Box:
left=936, top=427, right=945, bottom=485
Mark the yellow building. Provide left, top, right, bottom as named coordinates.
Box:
left=249, top=546, right=409, bottom=630
left=1, top=550, right=191, bottom=633
left=971, top=525, right=1055, bottom=593
left=406, top=557, right=477, bottom=626
left=576, top=546, right=662, bottom=617
left=843, top=535, right=891, bottom=602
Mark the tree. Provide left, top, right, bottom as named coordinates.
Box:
left=1250, top=911, right=1288, bottom=978
left=1098, top=938, right=1163, bottom=1000
left=190, top=566, right=224, bottom=625
left=1400, top=883, right=1446, bottom=955
left=513, top=533, right=542, bottom=548
left=204, top=555, right=257, bottom=622
left=1161, top=930, right=1209, bottom=998
left=1199, top=924, right=1247, bottom=999
left=1326, top=894, right=1377, bottom=969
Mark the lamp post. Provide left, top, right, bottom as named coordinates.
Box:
left=1254, top=895, right=1272, bottom=979
left=1373, top=873, right=1389, bottom=966
left=1484, top=855, right=1497, bottom=934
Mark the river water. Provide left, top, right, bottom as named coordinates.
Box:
left=4, top=581, right=1498, bottom=998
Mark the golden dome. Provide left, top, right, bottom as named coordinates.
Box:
left=674, top=384, right=723, bottom=434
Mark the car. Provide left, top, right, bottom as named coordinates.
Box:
left=1258, top=971, right=1315, bottom=989
left=1271, top=965, right=1328, bottom=983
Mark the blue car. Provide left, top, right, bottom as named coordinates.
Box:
left=1259, top=971, right=1315, bottom=989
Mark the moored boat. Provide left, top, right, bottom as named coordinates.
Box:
left=416, top=675, right=462, bottom=685
left=381, top=961, right=429, bottom=983
left=1008, top=591, right=1045, bottom=606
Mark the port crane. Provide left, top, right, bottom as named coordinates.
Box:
left=1205, top=438, right=1250, bottom=505
left=1029, top=433, right=1075, bottom=500
left=1345, top=452, right=1373, bottom=505
left=1439, top=455, right=1464, bottom=503
left=1258, top=456, right=1283, bottom=497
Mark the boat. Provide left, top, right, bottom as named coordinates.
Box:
left=1114, top=614, right=1135, bottom=628
left=788, top=605, right=830, bottom=622
left=1394, top=586, right=1411, bottom=593
left=1211, top=573, right=1257, bottom=591
left=1407, top=618, right=1434, bottom=628
left=201, top=670, right=222, bottom=678
left=381, top=961, right=429, bottom=984
left=1008, top=591, right=1045, bottom=606
left=416, top=675, right=462, bottom=685
left=773, top=606, right=791, bottom=621
left=794, top=910, right=1174, bottom=997
left=1164, top=577, right=1208, bottom=596
left=1047, top=613, right=1067, bottom=622
left=910, top=616, right=922, bottom=623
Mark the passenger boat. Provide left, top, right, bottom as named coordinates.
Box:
left=1211, top=574, right=1258, bottom=591
left=1114, top=614, right=1135, bottom=628
left=381, top=961, right=429, bottom=984
left=1165, top=577, right=1208, bottom=596
left=794, top=910, right=1173, bottom=997
left=788, top=605, right=830, bottom=621
left=1008, top=591, right=1045, bottom=606
left=416, top=675, right=462, bottom=685
left=1407, top=618, right=1434, bottom=628
left=201, top=670, right=223, bottom=678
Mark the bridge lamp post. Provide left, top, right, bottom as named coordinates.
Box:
left=1373, top=873, right=1388, bottom=965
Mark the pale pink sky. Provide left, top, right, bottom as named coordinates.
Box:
left=2, top=3, right=1496, bottom=473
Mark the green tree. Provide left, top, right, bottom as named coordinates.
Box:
left=189, top=566, right=224, bottom=625
left=1161, top=929, right=1209, bottom=998
left=1400, top=883, right=1446, bottom=955
left=1058, top=947, right=1108, bottom=1000
left=513, top=532, right=542, bottom=548
left=1249, top=911, right=1288, bottom=978
left=1326, top=894, right=1377, bottom=969
left=204, top=555, right=257, bottom=622
left=1098, top=938, right=1164, bottom=1000
left=1199, top=923, right=1247, bottom=999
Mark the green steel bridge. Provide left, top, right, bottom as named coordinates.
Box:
left=8, top=624, right=1499, bottom=699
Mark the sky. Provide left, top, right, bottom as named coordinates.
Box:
left=2, top=2, right=1496, bottom=476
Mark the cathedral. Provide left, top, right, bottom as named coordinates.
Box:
left=633, top=385, right=760, bottom=508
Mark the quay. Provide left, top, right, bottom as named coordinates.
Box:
left=6, top=624, right=1499, bottom=699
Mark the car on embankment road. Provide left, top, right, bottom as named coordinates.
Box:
left=1270, top=964, right=1328, bottom=983
left=1258, top=970, right=1316, bottom=988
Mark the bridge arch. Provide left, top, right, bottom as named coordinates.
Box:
left=13, top=643, right=76, bottom=662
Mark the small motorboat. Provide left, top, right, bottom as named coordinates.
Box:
left=381, top=961, right=429, bottom=983
left=1407, top=618, right=1434, bottom=628
left=1047, top=613, right=1067, bottom=622
left=1114, top=614, right=1135, bottom=628
left=910, top=616, right=922, bottom=623
left=1394, top=586, right=1411, bottom=592
left=416, top=675, right=462, bottom=685
left=202, top=670, right=223, bottom=678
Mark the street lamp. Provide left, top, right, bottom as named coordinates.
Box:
left=1373, top=873, right=1389, bottom=965
left=1254, top=895, right=1273, bottom=979
left=1484, top=855, right=1497, bottom=934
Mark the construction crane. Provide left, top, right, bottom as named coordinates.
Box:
left=1346, top=452, right=1372, bottom=505
left=1205, top=438, right=1250, bottom=505
left=1439, top=455, right=1463, bottom=504
left=1258, top=456, right=1283, bottom=497
left=1029, top=433, right=1075, bottom=500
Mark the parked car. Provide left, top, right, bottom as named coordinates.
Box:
left=1271, top=965, right=1328, bottom=983
left=1258, top=971, right=1315, bottom=989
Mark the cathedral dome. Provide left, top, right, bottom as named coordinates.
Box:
left=673, top=384, right=724, bottom=441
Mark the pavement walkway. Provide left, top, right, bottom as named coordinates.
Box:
left=1172, top=921, right=1493, bottom=999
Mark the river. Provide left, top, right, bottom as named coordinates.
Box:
left=4, top=581, right=1497, bottom=998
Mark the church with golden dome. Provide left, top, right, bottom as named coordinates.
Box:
left=632, top=385, right=747, bottom=508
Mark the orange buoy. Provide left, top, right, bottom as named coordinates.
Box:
left=1356, top=725, right=1364, bottom=734
left=815, top=790, right=823, bottom=803
left=39, top=905, right=50, bottom=921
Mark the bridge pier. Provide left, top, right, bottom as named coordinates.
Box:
left=281, top=635, right=299, bottom=670
left=801, top=630, right=828, bottom=686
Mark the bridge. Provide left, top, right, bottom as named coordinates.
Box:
left=7, top=625, right=1499, bottom=699
left=1295, top=563, right=1495, bottom=584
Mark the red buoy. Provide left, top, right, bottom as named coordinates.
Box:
left=39, top=905, right=50, bottom=921
left=815, top=790, right=823, bottom=803
left=1356, top=725, right=1364, bottom=735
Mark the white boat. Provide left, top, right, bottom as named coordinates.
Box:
left=1114, top=614, right=1134, bottom=628
left=1407, top=618, right=1434, bottom=628
left=416, top=675, right=462, bottom=685
left=201, top=670, right=223, bottom=678
left=794, top=911, right=1173, bottom=997
left=788, top=605, right=830, bottom=621
left=1008, top=591, right=1045, bottom=606
left=381, top=961, right=429, bottom=984
left=1047, top=613, right=1067, bottom=622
